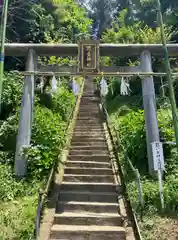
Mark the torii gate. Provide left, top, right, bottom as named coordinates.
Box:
left=4, top=41, right=178, bottom=177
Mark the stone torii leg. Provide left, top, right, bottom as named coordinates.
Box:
left=14, top=49, right=37, bottom=177
left=140, top=50, right=160, bottom=176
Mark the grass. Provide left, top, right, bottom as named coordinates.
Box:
left=140, top=214, right=178, bottom=240
left=0, top=197, right=37, bottom=240
left=0, top=164, right=45, bottom=240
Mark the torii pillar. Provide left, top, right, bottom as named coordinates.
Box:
left=15, top=49, right=37, bottom=177
left=140, top=50, right=160, bottom=176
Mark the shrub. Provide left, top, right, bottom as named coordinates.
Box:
left=28, top=105, right=66, bottom=177
left=117, top=110, right=147, bottom=174
left=1, top=73, right=23, bottom=119
left=117, top=107, right=176, bottom=174
left=51, top=86, right=75, bottom=120
left=113, top=105, right=178, bottom=213
left=0, top=164, right=41, bottom=201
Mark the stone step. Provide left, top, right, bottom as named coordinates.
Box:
left=53, top=212, right=123, bottom=226
left=81, top=96, right=98, bottom=99
left=66, top=161, right=110, bottom=168
left=77, top=114, right=102, bottom=118
left=74, top=126, right=103, bottom=131
left=79, top=108, right=99, bottom=112
left=80, top=102, right=99, bottom=105
left=71, top=141, right=107, bottom=147
left=78, top=110, right=100, bottom=113
left=58, top=191, right=118, bottom=203
left=60, top=182, right=118, bottom=192
left=63, top=174, right=114, bottom=183
left=76, top=122, right=103, bottom=126
left=72, top=136, right=105, bottom=141
left=69, top=149, right=109, bottom=155
left=80, top=104, right=99, bottom=106
left=79, top=104, right=99, bottom=107
left=75, top=123, right=102, bottom=127
left=50, top=225, right=126, bottom=240
left=64, top=167, right=112, bottom=175
left=70, top=146, right=107, bottom=151
left=68, top=155, right=110, bottom=162
left=73, top=134, right=106, bottom=139
left=80, top=98, right=99, bottom=101
left=56, top=201, right=119, bottom=214
left=77, top=117, right=102, bottom=120
left=74, top=124, right=103, bottom=128
left=79, top=106, right=99, bottom=110
left=74, top=127, right=103, bottom=131
left=78, top=115, right=101, bottom=118
left=73, top=132, right=105, bottom=137
left=81, top=94, right=97, bottom=97
left=76, top=117, right=103, bottom=121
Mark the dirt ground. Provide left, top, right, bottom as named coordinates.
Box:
left=140, top=215, right=178, bottom=240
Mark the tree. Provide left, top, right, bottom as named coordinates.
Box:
left=43, top=0, right=92, bottom=42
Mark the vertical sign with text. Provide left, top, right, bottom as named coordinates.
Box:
left=78, top=40, right=99, bottom=74
left=151, top=141, right=165, bottom=171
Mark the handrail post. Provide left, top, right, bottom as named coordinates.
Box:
left=14, top=49, right=38, bottom=177
left=135, top=169, right=144, bottom=208
left=35, top=190, right=43, bottom=239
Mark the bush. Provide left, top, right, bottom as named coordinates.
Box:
left=0, top=114, right=19, bottom=152
left=0, top=164, right=41, bottom=201
left=28, top=105, right=66, bottom=177
left=128, top=177, right=178, bottom=214
left=117, top=107, right=176, bottom=173
left=113, top=105, right=178, bottom=213
left=27, top=86, right=75, bottom=178
left=1, top=73, right=23, bottom=119
left=52, top=86, right=75, bottom=120
left=117, top=110, right=147, bottom=174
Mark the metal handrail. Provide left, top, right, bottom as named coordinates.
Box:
left=101, top=100, right=144, bottom=209
left=34, top=80, right=84, bottom=239
left=99, top=96, right=143, bottom=240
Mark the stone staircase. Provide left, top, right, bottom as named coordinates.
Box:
left=49, top=79, right=132, bottom=240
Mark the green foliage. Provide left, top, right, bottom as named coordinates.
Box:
left=106, top=77, right=121, bottom=100
left=1, top=73, right=23, bottom=118
left=0, top=164, right=41, bottom=201
left=6, top=0, right=91, bottom=45
left=25, top=85, right=75, bottom=178
left=128, top=176, right=178, bottom=213
left=102, top=9, right=173, bottom=44
left=110, top=101, right=178, bottom=214
left=117, top=107, right=175, bottom=174
left=52, top=86, right=75, bottom=120
left=0, top=114, right=19, bottom=152
left=29, top=105, right=65, bottom=176
left=117, top=110, right=147, bottom=174
left=0, top=197, right=38, bottom=240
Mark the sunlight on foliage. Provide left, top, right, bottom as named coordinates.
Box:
left=102, top=9, right=173, bottom=44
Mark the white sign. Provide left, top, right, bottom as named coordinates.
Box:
left=151, top=141, right=165, bottom=171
